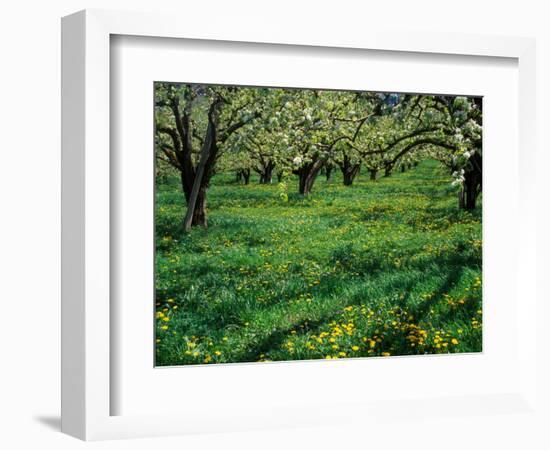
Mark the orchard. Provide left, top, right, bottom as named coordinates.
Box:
left=155, top=84, right=482, bottom=230
left=154, top=83, right=483, bottom=365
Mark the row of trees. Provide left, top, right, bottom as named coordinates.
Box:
left=155, top=83, right=482, bottom=229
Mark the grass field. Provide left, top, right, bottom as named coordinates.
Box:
left=155, top=159, right=482, bottom=366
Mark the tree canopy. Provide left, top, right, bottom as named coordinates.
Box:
left=155, top=83, right=482, bottom=228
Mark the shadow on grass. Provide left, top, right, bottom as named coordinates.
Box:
left=237, top=314, right=338, bottom=362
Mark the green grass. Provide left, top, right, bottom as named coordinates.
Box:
left=155, top=160, right=482, bottom=366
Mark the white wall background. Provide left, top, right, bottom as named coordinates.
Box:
left=0, top=1, right=548, bottom=449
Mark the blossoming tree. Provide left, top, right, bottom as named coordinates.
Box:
left=155, top=83, right=266, bottom=229
left=155, top=84, right=483, bottom=231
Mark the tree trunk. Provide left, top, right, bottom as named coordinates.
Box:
left=191, top=187, right=207, bottom=227
left=277, top=171, right=283, bottom=183
left=369, top=169, right=377, bottom=181
left=343, top=165, right=359, bottom=186
left=297, top=160, right=323, bottom=195
left=384, top=165, right=393, bottom=177
left=458, top=153, right=482, bottom=210
left=298, top=171, right=313, bottom=195
left=183, top=99, right=222, bottom=231
left=259, top=161, right=275, bottom=184
left=180, top=172, right=191, bottom=203
left=235, top=171, right=242, bottom=183
left=400, top=164, right=406, bottom=173
left=242, top=168, right=250, bottom=185
left=339, top=154, right=360, bottom=186
left=325, top=164, right=333, bottom=183
left=298, top=173, right=316, bottom=195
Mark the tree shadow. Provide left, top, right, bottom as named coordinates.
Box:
left=411, top=264, right=464, bottom=321
left=239, top=313, right=340, bottom=362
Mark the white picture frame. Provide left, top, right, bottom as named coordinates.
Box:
left=61, top=9, right=538, bottom=441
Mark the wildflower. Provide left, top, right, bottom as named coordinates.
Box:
left=215, top=350, right=221, bottom=356
left=352, top=346, right=359, bottom=351
left=451, top=338, right=459, bottom=345
left=160, top=325, right=168, bottom=331
left=382, top=352, right=391, bottom=357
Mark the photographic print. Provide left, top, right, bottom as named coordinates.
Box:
left=154, top=83, right=482, bottom=366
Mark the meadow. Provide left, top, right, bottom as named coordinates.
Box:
left=155, top=159, right=482, bottom=366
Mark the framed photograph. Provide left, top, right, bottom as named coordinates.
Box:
left=62, top=9, right=538, bottom=441
left=152, top=82, right=483, bottom=368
